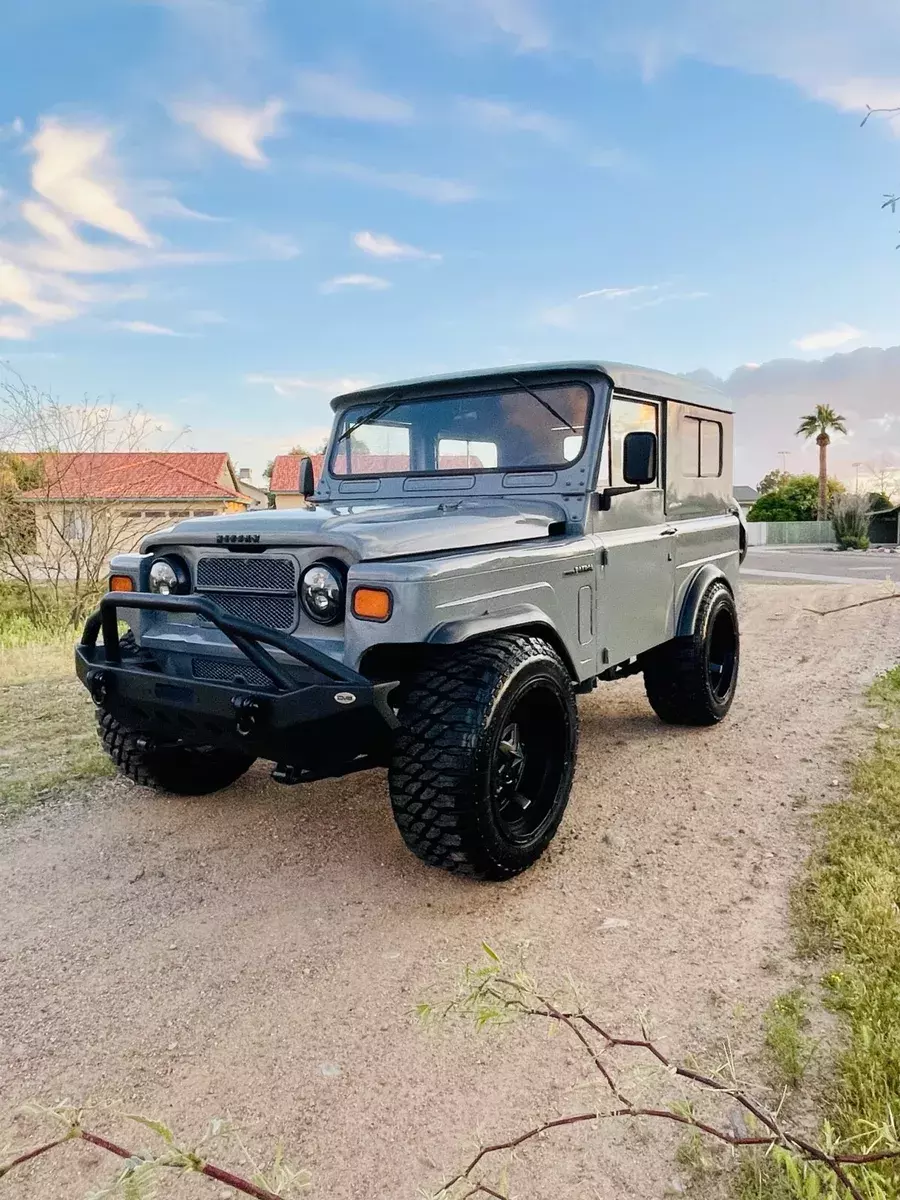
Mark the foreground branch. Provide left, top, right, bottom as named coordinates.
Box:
left=433, top=968, right=900, bottom=1200
left=0, top=1120, right=287, bottom=1200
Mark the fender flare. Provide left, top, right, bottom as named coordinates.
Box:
left=675, top=565, right=734, bottom=639
left=426, top=604, right=577, bottom=676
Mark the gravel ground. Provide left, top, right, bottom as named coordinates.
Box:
left=2, top=582, right=899, bottom=1200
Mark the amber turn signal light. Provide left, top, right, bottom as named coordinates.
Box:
left=109, top=575, right=134, bottom=592
left=351, top=586, right=392, bottom=621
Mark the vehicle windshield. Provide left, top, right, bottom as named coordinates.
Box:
left=330, top=382, right=592, bottom=476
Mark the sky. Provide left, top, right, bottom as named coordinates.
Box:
left=1, top=0, right=899, bottom=484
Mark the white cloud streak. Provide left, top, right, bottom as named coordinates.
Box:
left=303, top=158, right=477, bottom=203
left=294, top=69, right=414, bottom=123
left=425, top=0, right=550, bottom=51
left=459, top=97, right=570, bottom=142
left=112, top=320, right=186, bottom=336
left=320, top=274, right=391, bottom=294
left=171, top=98, right=284, bottom=165
left=245, top=373, right=373, bottom=397
left=792, top=324, right=865, bottom=352
left=353, top=230, right=441, bottom=260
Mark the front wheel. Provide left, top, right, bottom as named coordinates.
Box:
left=97, top=710, right=255, bottom=795
left=643, top=581, right=739, bottom=725
left=388, top=634, right=578, bottom=880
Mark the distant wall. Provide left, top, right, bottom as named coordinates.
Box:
left=746, top=520, right=835, bottom=546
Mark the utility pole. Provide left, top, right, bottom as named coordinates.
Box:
left=852, top=462, right=863, bottom=494
left=778, top=450, right=790, bottom=472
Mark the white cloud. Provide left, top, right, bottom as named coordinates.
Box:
left=0, top=315, right=34, bottom=340
left=577, top=284, right=660, bottom=300
left=538, top=281, right=706, bottom=327
left=609, top=2, right=900, bottom=119
left=426, top=0, right=550, bottom=51
left=171, top=98, right=284, bottom=166
left=245, top=373, right=373, bottom=398
left=353, top=230, right=442, bottom=260
left=150, top=195, right=227, bottom=222
left=30, top=119, right=154, bottom=247
left=0, top=117, right=24, bottom=141
left=459, top=97, right=570, bottom=142
left=188, top=308, right=227, bottom=324
left=320, top=274, right=391, bottom=294
left=304, top=158, right=477, bottom=203
left=792, top=324, right=865, bottom=352
left=113, top=320, right=185, bottom=336
left=294, top=69, right=413, bottom=123
left=0, top=113, right=294, bottom=341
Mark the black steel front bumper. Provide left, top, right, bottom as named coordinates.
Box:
left=75, top=592, right=398, bottom=779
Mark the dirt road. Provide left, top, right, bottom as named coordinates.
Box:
left=2, top=583, right=899, bottom=1199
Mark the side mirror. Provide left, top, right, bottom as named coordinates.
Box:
left=298, top=456, right=315, bottom=499
left=622, top=431, right=657, bottom=486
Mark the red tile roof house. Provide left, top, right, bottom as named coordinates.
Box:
left=269, top=454, right=325, bottom=507
left=14, top=451, right=251, bottom=562
left=268, top=451, right=482, bottom=506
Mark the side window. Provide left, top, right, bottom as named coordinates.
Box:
left=700, top=420, right=722, bottom=477
left=683, top=417, right=723, bottom=478
left=605, top=396, right=660, bottom=488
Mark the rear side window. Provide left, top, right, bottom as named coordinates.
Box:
left=683, top=416, right=723, bottom=478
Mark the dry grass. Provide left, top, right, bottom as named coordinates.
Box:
left=0, top=638, right=113, bottom=818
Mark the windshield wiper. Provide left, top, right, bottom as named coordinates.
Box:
left=336, top=390, right=402, bottom=444
left=510, top=376, right=578, bottom=436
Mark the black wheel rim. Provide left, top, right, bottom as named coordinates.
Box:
left=490, top=680, right=569, bottom=844
left=708, top=608, right=737, bottom=701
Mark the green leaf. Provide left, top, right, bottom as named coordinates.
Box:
left=124, top=1116, right=174, bottom=1145
left=481, top=942, right=501, bottom=964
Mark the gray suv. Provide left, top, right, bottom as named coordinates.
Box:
left=76, top=361, right=742, bottom=880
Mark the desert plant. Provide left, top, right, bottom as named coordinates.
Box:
left=832, top=494, right=871, bottom=550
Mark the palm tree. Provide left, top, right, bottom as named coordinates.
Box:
left=796, top=404, right=848, bottom=519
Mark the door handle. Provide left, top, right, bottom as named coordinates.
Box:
left=660, top=526, right=678, bottom=536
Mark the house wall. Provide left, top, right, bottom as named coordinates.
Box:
left=34, top=498, right=245, bottom=563
left=273, top=493, right=306, bottom=509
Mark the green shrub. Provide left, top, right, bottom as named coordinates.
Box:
left=747, top=474, right=845, bottom=522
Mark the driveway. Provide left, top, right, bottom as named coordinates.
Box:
left=2, top=583, right=899, bottom=1200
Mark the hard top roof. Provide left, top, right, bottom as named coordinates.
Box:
left=331, top=361, right=732, bottom=414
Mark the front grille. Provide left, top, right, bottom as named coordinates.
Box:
left=192, top=656, right=273, bottom=689
left=201, top=591, right=295, bottom=630
left=194, top=555, right=297, bottom=631
left=197, top=556, right=295, bottom=591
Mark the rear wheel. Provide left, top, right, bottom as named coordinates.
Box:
left=643, top=581, right=739, bottom=725
left=389, top=634, right=578, bottom=880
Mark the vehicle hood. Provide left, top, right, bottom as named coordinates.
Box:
left=142, top=498, right=568, bottom=560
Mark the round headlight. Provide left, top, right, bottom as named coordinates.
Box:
left=148, top=557, right=189, bottom=595
left=300, top=562, right=344, bottom=625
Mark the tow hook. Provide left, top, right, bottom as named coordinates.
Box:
left=86, top=669, right=109, bottom=706
left=231, top=694, right=265, bottom=737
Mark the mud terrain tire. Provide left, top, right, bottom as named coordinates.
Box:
left=389, top=633, right=578, bottom=880
left=643, top=581, right=739, bottom=726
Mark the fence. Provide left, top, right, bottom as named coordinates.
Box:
left=745, top=520, right=835, bottom=547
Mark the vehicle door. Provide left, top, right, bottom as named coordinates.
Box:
left=593, top=394, right=676, bottom=670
